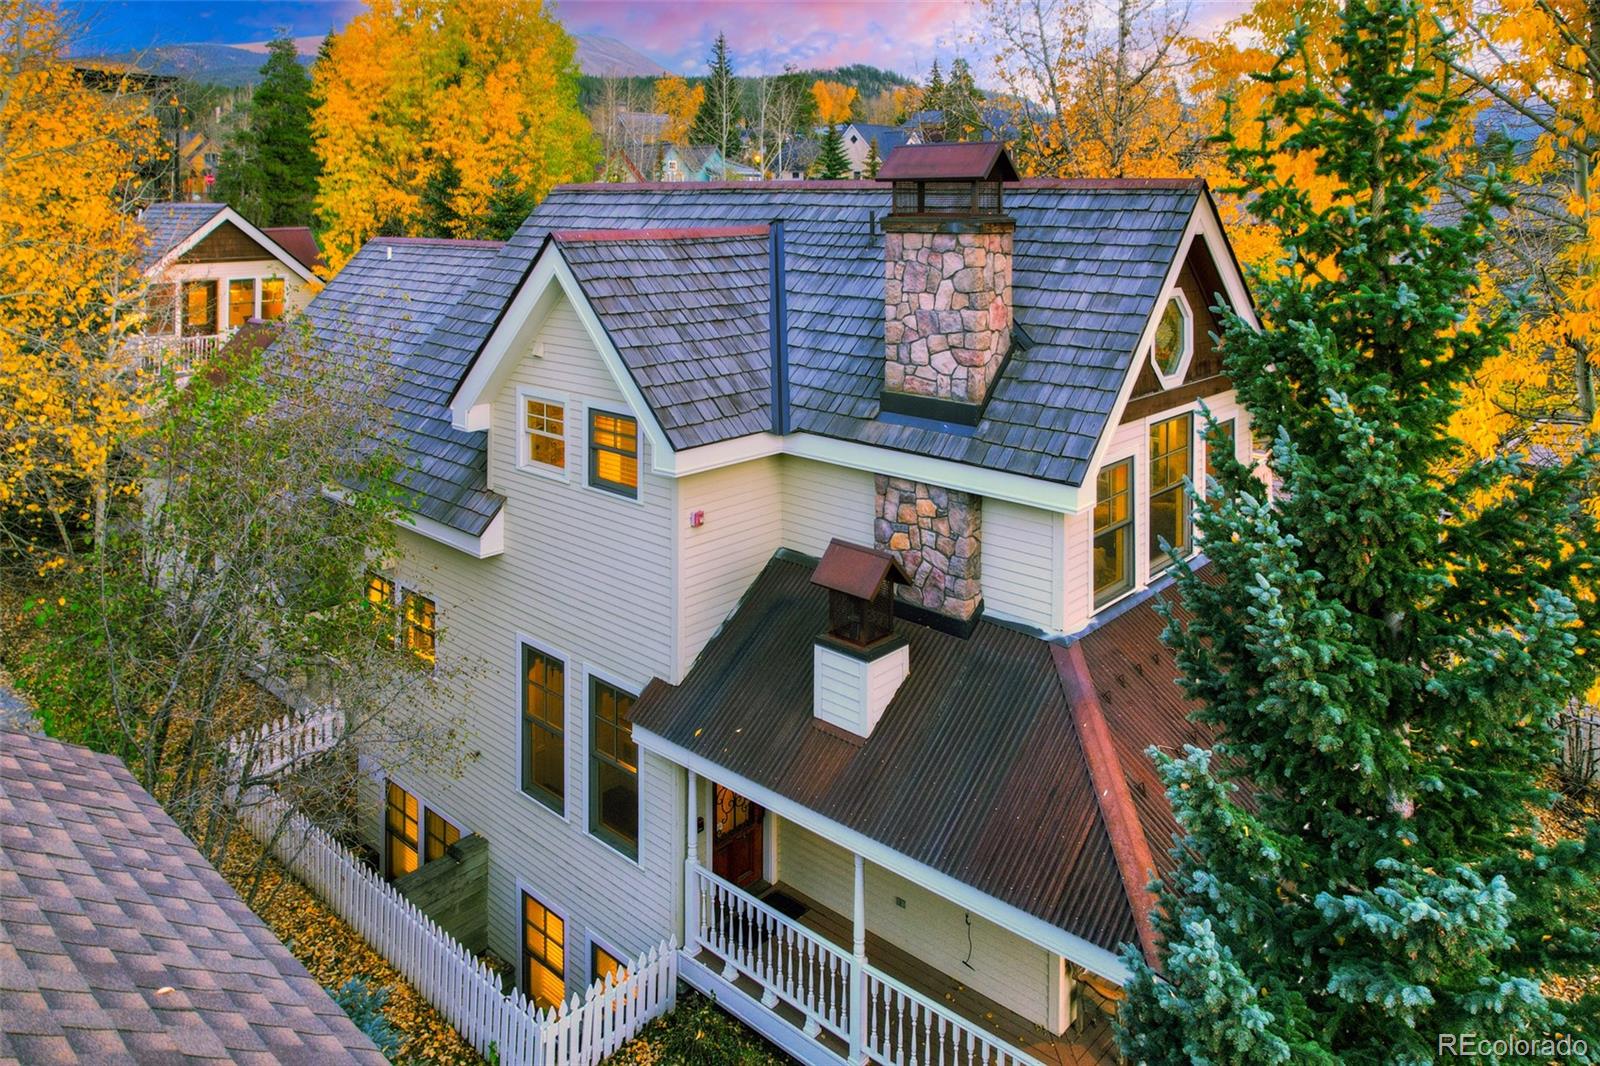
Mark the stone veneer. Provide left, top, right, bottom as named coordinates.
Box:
left=874, top=476, right=982, bottom=621
left=883, top=219, right=1014, bottom=406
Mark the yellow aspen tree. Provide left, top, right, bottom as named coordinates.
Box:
left=0, top=0, right=159, bottom=567
left=810, top=80, right=858, bottom=127
left=654, top=75, right=704, bottom=146
left=313, top=0, right=597, bottom=273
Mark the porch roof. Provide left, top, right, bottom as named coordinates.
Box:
left=631, top=551, right=1215, bottom=957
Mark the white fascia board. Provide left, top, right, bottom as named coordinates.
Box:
left=149, top=206, right=317, bottom=284
left=636, top=723, right=1134, bottom=985
left=448, top=246, right=673, bottom=464
left=656, top=433, right=785, bottom=476
left=322, top=486, right=503, bottom=559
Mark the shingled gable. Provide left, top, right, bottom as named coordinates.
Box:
left=628, top=550, right=1219, bottom=983
left=441, top=178, right=1250, bottom=492
left=138, top=202, right=318, bottom=283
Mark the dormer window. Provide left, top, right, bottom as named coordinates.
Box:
left=1151, top=292, right=1193, bottom=387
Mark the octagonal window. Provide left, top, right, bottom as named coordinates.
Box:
left=1152, top=293, right=1193, bottom=386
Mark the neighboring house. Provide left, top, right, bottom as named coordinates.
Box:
left=286, top=143, right=1259, bottom=1065
left=776, top=136, right=821, bottom=179
left=132, top=202, right=317, bottom=372
left=0, top=729, right=386, bottom=1065
left=178, top=130, right=221, bottom=199
left=840, top=122, right=917, bottom=178
left=653, top=143, right=763, bottom=182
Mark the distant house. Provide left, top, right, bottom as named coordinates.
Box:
left=775, top=136, right=820, bottom=179
left=841, top=122, right=918, bottom=178
left=131, top=202, right=317, bottom=373
left=178, top=131, right=221, bottom=200
left=656, top=144, right=762, bottom=182
left=0, top=728, right=386, bottom=1065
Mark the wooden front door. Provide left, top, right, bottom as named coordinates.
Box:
left=712, top=785, right=765, bottom=888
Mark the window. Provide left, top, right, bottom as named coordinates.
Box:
left=589, top=678, right=638, bottom=858
left=592, top=942, right=625, bottom=986
left=260, top=278, right=285, bottom=320
left=523, top=395, right=566, bottom=473
left=385, top=781, right=419, bottom=880
left=145, top=283, right=176, bottom=335
left=228, top=278, right=256, bottom=328
left=1094, top=458, right=1135, bottom=606
left=1149, top=413, right=1194, bottom=569
left=366, top=573, right=395, bottom=639
left=402, top=591, right=436, bottom=665
left=182, top=280, right=217, bottom=336
left=521, top=645, right=565, bottom=814
left=588, top=410, right=638, bottom=498
left=522, top=892, right=565, bottom=1010
left=424, top=808, right=461, bottom=862
left=1151, top=294, right=1192, bottom=385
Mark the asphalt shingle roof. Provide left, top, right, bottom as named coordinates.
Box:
left=138, top=202, right=226, bottom=271
left=293, top=236, right=507, bottom=536
left=554, top=227, right=772, bottom=449
left=0, top=729, right=386, bottom=1065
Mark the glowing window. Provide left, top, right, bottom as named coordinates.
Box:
left=1093, top=458, right=1135, bottom=606
left=260, top=278, right=285, bottom=320
left=1149, top=414, right=1194, bottom=569
left=228, top=278, right=256, bottom=328
left=385, top=781, right=419, bottom=880
left=424, top=809, right=460, bottom=862
left=589, top=679, right=638, bottom=858
left=588, top=411, right=638, bottom=498
left=521, top=645, right=565, bottom=814
left=522, top=893, right=565, bottom=1010
left=1151, top=294, right=1193, bottom=385
left=402, top=591, right=436, bottom=666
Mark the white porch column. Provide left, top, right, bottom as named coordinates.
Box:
left=849, top=851, right=866, bottom=1063
left=683, top=768, right=698, bottom=950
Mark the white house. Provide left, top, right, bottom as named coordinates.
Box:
left=131, top=202, right=317, bottom=373
left=287, top=143, right=1260, bottom=1066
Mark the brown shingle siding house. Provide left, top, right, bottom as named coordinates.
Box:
left=0, top=729, right=385, bottom=1065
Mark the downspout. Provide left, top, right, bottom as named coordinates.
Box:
left=769, top=220, right=791, bottom=435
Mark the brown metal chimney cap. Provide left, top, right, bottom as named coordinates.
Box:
left=875, top=142, right=1020, bottom=183
left=811, top=539, right=911, bottom=600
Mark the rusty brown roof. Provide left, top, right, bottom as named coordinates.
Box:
left=810, top=539, right=909, bottom=599
left=876, top=142, right=1020, bottom=182
left=631, top=553, right=1213, bottom=956
left=262, top=226, right=324, bottom=272
left=0, top=729, right=386, bottom=1065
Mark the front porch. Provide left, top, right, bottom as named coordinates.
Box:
left=678, top=772, right=1121, bottom=1066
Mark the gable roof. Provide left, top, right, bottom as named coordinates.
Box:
left=629, top=551, right=1215, bottom=972
left=846, top=123, right=914, bottom=154
left=0, top=729, right=386, bottom=1065
left=263, top=226, right=324, bottom=272
left=443, top=180, right=1208, bottom=490
left=286, top=236, right=507, bottom=537
left=138, top=201, right=226, bottom=270
left=552, top=227, right=773, bottom=449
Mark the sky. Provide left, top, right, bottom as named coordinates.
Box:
left=64, top=0, right=1242, bottom=80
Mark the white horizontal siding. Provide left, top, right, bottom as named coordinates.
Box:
left=676, top=457, right=784, bottom=681
left=982, top=498, right=1063, bottom=632
left=779, top=457, right=874, bottom=558
left=777, top=822, right=1052, bottom=1026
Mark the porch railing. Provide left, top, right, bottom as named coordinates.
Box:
left=863, top=966, right=1046, bottom=1066
left=122, top=331, right=231, bottom=376
left=690, top=864, right=853, bottom=1041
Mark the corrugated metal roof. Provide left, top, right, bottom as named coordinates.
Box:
left=137, top=201, right=226, bottom=270
left=632, top=553, right=1159, bottom=952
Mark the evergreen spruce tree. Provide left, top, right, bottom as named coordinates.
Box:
left=944, top=58, right=984, bottom=141
left=918, top=60, right=947, bottom=141
left=213, top=34, right=319, bottom=226
left=417, top=157, right=463, bottom=238
left=864, top=136, right=883, bottom=178
left=477, top=168, right=536, bottom=241
left=689, top=32, right=740, bottom=163
left=1116, top=0, right=1600, bottom=1062
left=811, top=124, right=849, bottom=179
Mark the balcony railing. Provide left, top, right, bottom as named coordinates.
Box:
left=687, top=862, right=1047, bottom=1066
left=121, top=331, right=231, bottom=377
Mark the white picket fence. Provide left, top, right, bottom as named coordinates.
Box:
left=231, top=771, right=676, bottom=1064
left=228, top=706, right=344, bottom=781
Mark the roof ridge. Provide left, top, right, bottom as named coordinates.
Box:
left=1052, top=641, right=1162, bottom=968
left=554, top=179, right=884, bottom=193
left=553, top=225, right=770, bottom=242
left=369, top=236, right=506, bottom=248
left=1012, top=177, right=1205, bottom=190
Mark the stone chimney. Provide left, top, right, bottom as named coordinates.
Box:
left=874, top=477, right=982, bottom=629
left=810, top=540, right=912, bottom=739
left=877, top=142, right=1019, bottom=424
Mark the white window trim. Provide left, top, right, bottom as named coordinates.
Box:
left=581, top=663, right=645, bottom=868
left=1090, top=450, right=1139, bottom=610
left=585, top=930, right=629, bottom=989
left=515, top=632, right=572, bottom=825
left=515, top=386, right=571, bottom=481
left=581, top=400, right=645, bottom=506
left=1149, top=289, right=1195, bottom=390
left=515, top=878, right=571, bottom=1006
